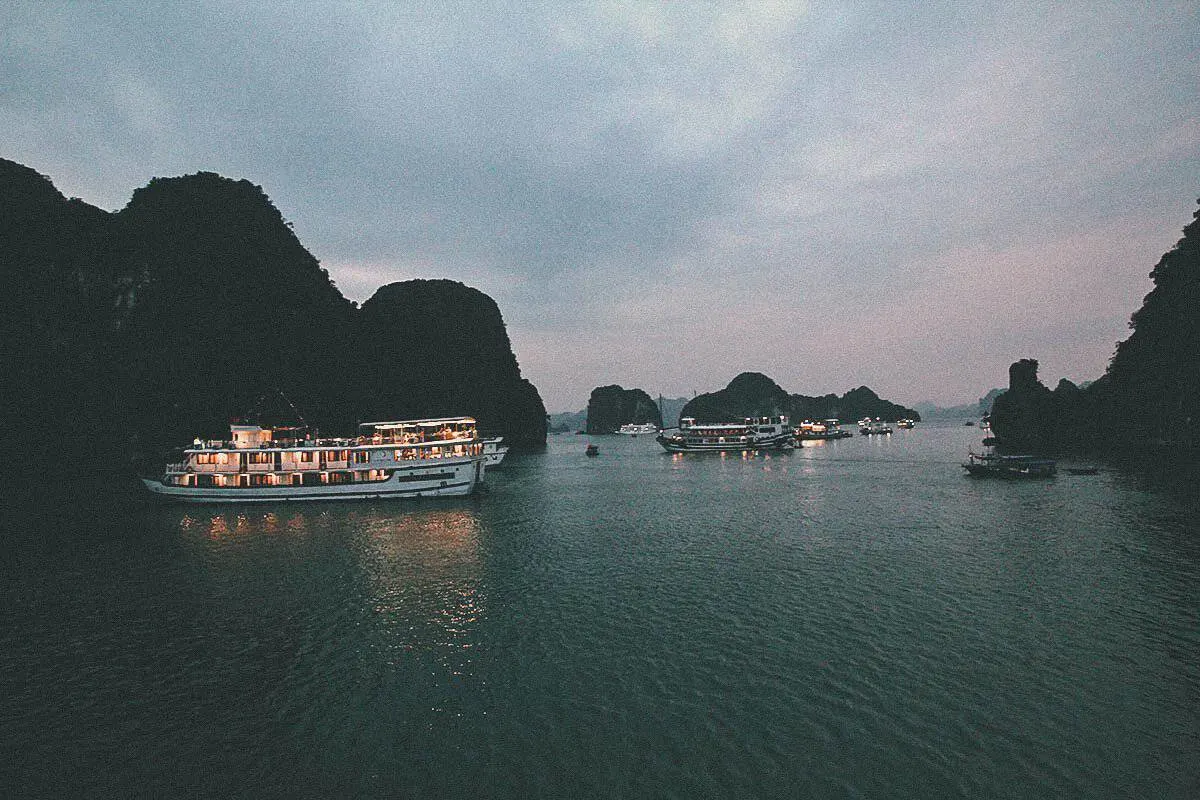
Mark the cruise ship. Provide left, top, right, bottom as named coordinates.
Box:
left=617, top=422, right=659, bottom=435
left=142, top=417, right=487, bottom=503
left=656, top=416, right=794, bottom=453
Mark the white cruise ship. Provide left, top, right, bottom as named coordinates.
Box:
left=142, top=417, right=486, bottom=503
left=656, top=416, right=794, bottom=453
left=617, top=422, right=659, bottom=435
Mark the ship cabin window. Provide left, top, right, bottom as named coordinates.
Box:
left=291, top=473, right=302, bottom=486
left=248, top=452, right=272, bottom=464
left=195, top=453, right=214, bottom=464
left=354, top=451, right=369, bottom=464
left=249, top=474, right=270, bottom=487
left=198, top=475, right=215, bottom=487
left=299, top=451, right=314, bottom=463
left=302, top=472, right=322, bottom=486
left=328, top=471, right=351, bottom=484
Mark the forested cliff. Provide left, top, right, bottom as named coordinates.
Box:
left=679, top=373, right=920, bottom=424
left=0, top=159, right=547, bottom=484
left=990, top=199, right=1200, bottom=461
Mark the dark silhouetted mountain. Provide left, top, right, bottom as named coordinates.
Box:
left=1, top=160, right=547, bottom=488
left=680, top=373, right=919, bottom=423
left=586, top=385, right=663, bottom=433
left=357, top=280, right=547, bottom=449
left=990, top=199, right=1200, bottom=461
left=548, top=409, right=587, bottom=433
left=1, top=159, right=122, bottom=469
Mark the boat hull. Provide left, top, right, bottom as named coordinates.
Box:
left=656, top=433, right=795, bottom=453
left=143, top=459, right=484, bottom=503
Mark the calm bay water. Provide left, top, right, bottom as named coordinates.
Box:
left=2, top=423, right=1198, bottom=798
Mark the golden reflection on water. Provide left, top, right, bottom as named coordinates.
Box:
left=357, top=508, right=486, bottom=673
left=175, top=503, right=488, bottom=681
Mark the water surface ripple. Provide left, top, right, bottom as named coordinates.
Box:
left=2, top=424, right=1198, bottom=798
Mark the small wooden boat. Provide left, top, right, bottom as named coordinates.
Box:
left=585, top=444, right=599, bottom=457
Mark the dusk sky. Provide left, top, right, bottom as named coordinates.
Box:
left=4, top=2, right=1197, bottom=411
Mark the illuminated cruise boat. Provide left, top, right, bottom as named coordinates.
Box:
left=142, top=417, right=486, bottom=503
left=617, top=422, right=660, bottom=435
left=656, top=416, right=794, bottom=453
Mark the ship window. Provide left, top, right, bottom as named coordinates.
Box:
left=354, top=451, right=369, bottom=463
left=299, top=451, right=313, bottom=463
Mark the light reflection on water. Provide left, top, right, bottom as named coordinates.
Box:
left=2, top=425, right=1198, bottom=797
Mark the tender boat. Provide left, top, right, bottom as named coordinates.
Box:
left=480, top=436, right=509, bottom=467
left=617, top=422, right=659, bottom=436
left=142, top=417, right=487, bottom=503
left=656, top=416, right=794, bottom=453
left=962, top=451, right=1057, bottom=478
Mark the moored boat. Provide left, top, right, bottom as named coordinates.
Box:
left=617, top=422, right=660, bottom=436
left=656, top=416, right=794, bottom=453
left=897, top=418, right=915, bottom=429
left=859, top=418, right=893, bottom=435
left=480, top=436, right=509, bottom=467
left=962, top=451, right=1056, bottom=478
left=795, top=419, right=852, bottom=441
left=142, top=417, right=487, bottom=503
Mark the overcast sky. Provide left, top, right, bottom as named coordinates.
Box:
left=4, top=2, right=1197, bottom=411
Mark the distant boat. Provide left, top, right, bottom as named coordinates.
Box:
left=657, top=416, right=794, bottom=453
left=617, top=422, right=659, bottom=436
left=963, top=451, right=1056, bottom=478
left=896, top=418, right=915, bottom=429
left=963, top=420, right=976, bottom=426
left=859, top=418, right=892, bottom=435
left=795, top=419, right=852, bottom=441
left=480, top=436, right=509, bottom=468
left=585, top=443, right=599, bottom=457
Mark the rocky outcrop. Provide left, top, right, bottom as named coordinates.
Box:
left=0, top=160, right=547, bottom=485
left=990, top=199, right=1200, bottom=461
left=679, top=372, right=920, bottom=424
left=357, top=280, right=547, bottom=449
left=586, top=385, right=663, bottom=433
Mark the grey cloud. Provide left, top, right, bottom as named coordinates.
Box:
left=3, top=1, right=1196, bottom=410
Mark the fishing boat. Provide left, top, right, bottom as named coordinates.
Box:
left=142, top=417, right=487, bottom=503
left=656, top=416, right=794, bottom=453
left=617, top=422, right=659, bottom=436
left=480, top=436, right=509, bottom=467
left=962, top=451, right=1057, bottom=478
